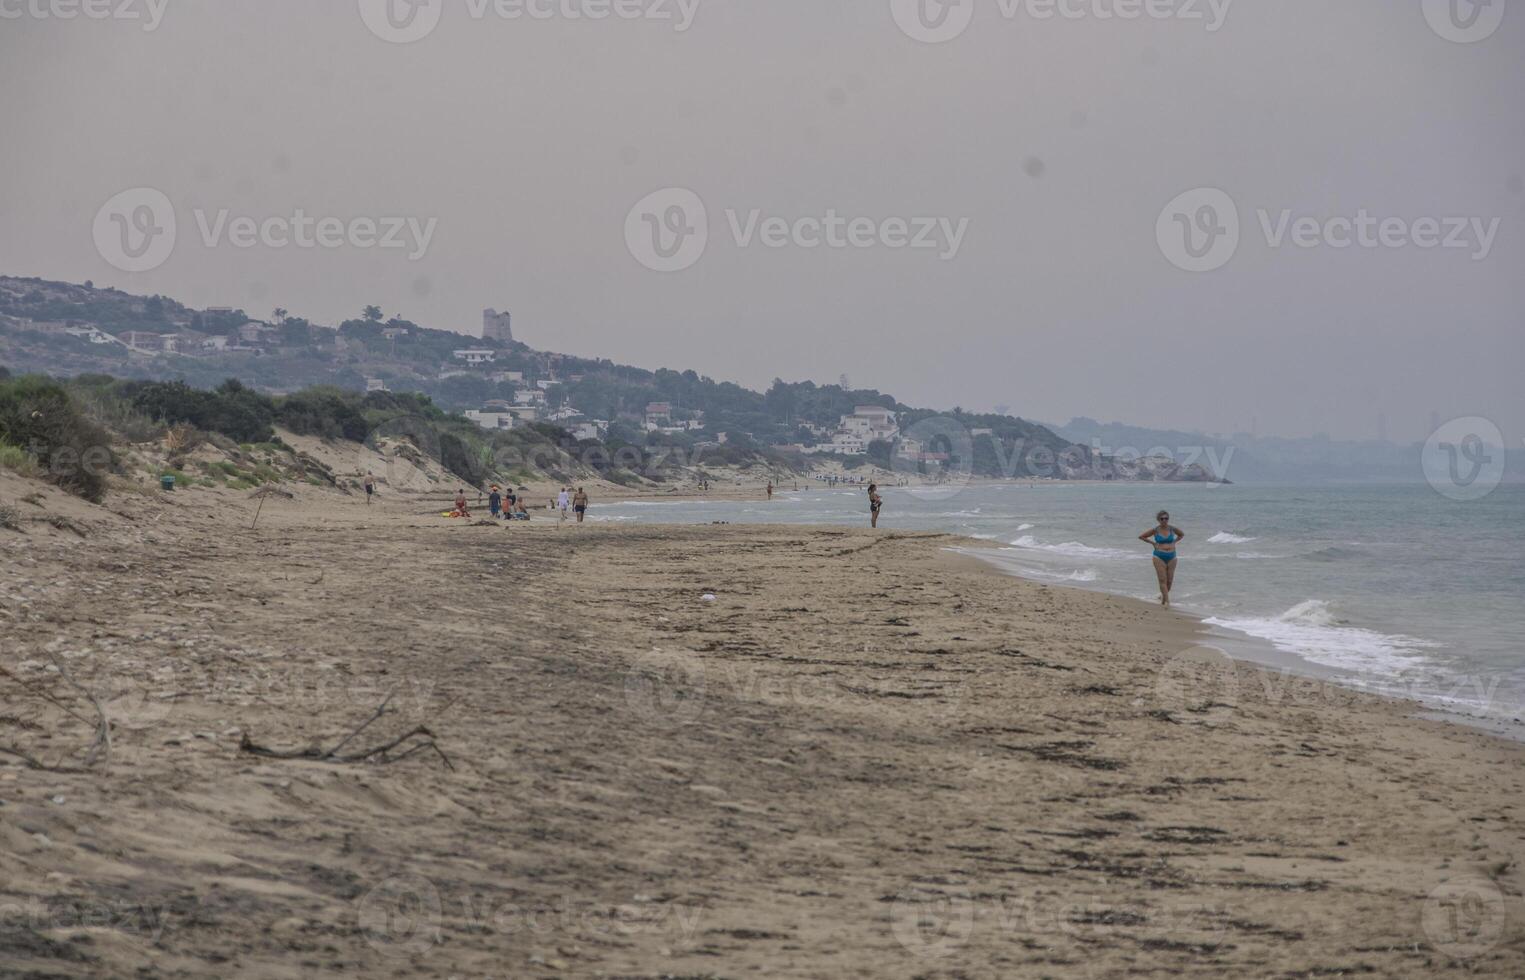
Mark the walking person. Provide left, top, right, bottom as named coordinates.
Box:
left=363, top=471, right=376, bottom=505
left=488, top=485, right=502, bottom=519
left=1139, top=510, right=1185, bottom=606
left=573, top=486, right=589, bottom=523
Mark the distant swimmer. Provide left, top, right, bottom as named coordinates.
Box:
left=1139, top=510, right=1184, bottom=606
left=867, top=483, right=883, bottom=528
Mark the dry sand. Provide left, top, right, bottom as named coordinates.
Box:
left=1, top=480, right=1522, bottom=978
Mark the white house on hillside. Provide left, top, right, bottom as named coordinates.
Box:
left=453, top=349, right=497, bottom=365
left=465, top=410, right=514, bottom=431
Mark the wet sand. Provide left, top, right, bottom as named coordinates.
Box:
left=1, top=483, right=1522, bottom=977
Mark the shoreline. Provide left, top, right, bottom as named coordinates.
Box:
left=594, top=475, right=1525, bottom=744
left=2, top=489, right=1521, bottom=975
left=942, top=538, right=1525, bottom=744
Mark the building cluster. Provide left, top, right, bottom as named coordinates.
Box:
left=8, top=303, right=921, bottom=461
left=798, top=406, right=900, bottom=456
left=643, top=402, right=706, bottom=435
left=5, top=314, right=284, bottom=357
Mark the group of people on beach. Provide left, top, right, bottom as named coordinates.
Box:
left=479, top=485, right=531, bottom=520
left=553, top=486, right=590, bottom=523
left=397, top=467, right=1185, bottom=606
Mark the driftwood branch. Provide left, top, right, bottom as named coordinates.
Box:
left=46, top=653, right=110, bottom=767
left=0, top=657, right=110, bottom=769
left=0, top=664, right=96, bottom=728
left=238, top=690, right=453, bottom=771
left=0, top=744, right=89, bottom=774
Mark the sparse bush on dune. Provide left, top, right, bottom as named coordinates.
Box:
left=1, top=370, right=765, bottom=495
left=276, top=386, right=369, bottom=442
left=128, top=378, right=276, bottom=444
left=0, top=374, right=117, bottom=502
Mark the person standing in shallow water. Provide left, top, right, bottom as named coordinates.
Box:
left=867, top=484, right=883, bottom=528
left=1139, top=510, right=1184, bottom=606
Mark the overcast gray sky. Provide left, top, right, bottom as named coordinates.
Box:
left=1, top=0, right=1520, bottom=442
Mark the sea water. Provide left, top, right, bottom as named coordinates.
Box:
left=594, top=482, right=1525, bottom=723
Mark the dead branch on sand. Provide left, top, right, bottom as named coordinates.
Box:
left=238, top=689, right=455, bottom=771
left=0, top=659, right=109, bottom=771
left=46, top=653, right=111, bottom=766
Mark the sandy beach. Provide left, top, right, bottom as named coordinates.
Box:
left=1, top=481, right=1522, bottom=978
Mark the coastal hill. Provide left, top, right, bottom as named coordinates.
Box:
left=0, top=275, right=1219, bottom=484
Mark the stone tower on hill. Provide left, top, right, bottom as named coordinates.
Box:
left=483, top=308, right=513, bottom=343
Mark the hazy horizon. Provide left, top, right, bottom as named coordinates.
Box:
left=2, top=0, right=1520, bottom=442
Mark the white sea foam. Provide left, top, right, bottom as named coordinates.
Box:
left=1206, top=599, right=1440, bottom=675
left=1208, top=531, right=1256, bottom=544
left=1009, top=535, right=1136, bottom=561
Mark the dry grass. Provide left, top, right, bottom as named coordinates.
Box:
left=0, top=441, right=40, bottom=479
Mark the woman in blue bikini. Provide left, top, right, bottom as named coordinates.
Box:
left=1139, top=510, right=1184, bottom=606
